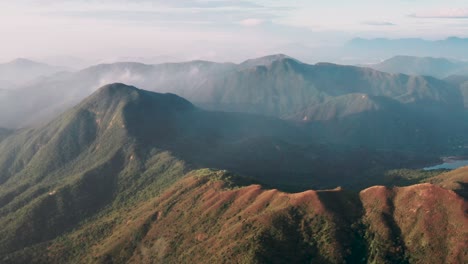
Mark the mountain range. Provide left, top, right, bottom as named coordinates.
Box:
left=0, top=58, right=68, bottom=87
left=1, top=55, right=467, bottom=153
left=343, top=37, right=468, bottom=62
left=42, top=170, right=466, bottom=264
left=0, top=83, right=466, bottom=263
left=369, top=56, right=468, bottom=79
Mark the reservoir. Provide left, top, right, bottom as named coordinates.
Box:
left=423, top=156, right=468, bottom=170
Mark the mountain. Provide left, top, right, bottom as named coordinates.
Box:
left=0, top=83, right=464, bottom=263
left=195, top=59, right=462, bottom=118
left=0, top=58, right=68, bottom=87
left=2, top=55, right=461, bottom=127
left=444, top=75, right=468, bottom=107
left=425, top=166, right=468, bottom=199
left=1, top=56, right=467, bottom=153
left=0, top=60, right=235, bottom=128
left=0, top=83, right=440, bottom=259
left=97, top=55, right=184, bottom=65
left=445, top=75, right=468, bottom=86
left=4, top=169, right=466, bottom=263
left=238, top=54, right=296, bottom=69
left=368, top=56, right=468, bottom=79
left=270, top=37, right=468, bottom=65
left=344, top=37, right=468, bottom=62
left=0, top=83, right=433, bottom=195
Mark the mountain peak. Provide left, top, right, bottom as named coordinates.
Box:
left=83, top=83, right=195, bottom=115
left=5, top=58, right=43, bottom=66
left=239, top=54, right=299, bottom=68
left=84, top=83, right=140, bottom=105
left=96, top=82, right=140, bottom=95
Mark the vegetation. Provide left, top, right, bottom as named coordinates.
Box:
left=380, top=169, right=447, bottom=187
left=0, top=83, right=466, bottom=263
left=2, top=55, right=468, bottom=155
left=3, top=170, right=463, bottom=263
left=424, top=166, right=468, bottom=199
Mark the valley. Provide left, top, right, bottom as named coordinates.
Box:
left=1, top=55, right=467, bottom=155
left=0, top=82, right=466, bottom=263
left=2, top=1, right=468, bottom=263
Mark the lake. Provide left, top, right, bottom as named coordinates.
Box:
left=423, top=157, right=468, bottom=170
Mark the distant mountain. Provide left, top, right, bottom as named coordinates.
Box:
left=344, top=37, right=468, bottom=62
left=369, top=56, right=468, bottom=79
left=0, top=58, right=68, bottom=86
left=1, top=55, right=467, bottom=152
left=0, top=55, right=461, bottom=121
left=444, top=75, right=468, bottom=107
left=445, top=75, right=468, bottom=86
left=97, top=55, right=184, bottom=65
left=238, top=54, right=296, bottom=69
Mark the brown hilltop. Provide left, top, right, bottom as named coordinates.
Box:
left=85, top=170, right=362, bottom=263
left=361, top=183, right=467, bottom=263
left=424, top=166, right=468, bottom=199
left=45, top=169, right=467, bottom=264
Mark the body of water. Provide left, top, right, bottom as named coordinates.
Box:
left=423, top=157, right=468, bottom=170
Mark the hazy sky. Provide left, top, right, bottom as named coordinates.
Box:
left=1, top=0, right=467, bottom=63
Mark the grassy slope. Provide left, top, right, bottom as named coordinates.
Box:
left=361, top=184, right=467, bottom=264
left=0, top=84, right=194, bottom=256
left=424, top=166, right=468, bottom=198
left=12, top=169, right=463, bottom=264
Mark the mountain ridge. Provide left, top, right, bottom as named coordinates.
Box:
left=23, top=169, right=467, bottom=264
left=0, top=58, right=68, bottom=86
left=369, top=55, right=468, bottom=79
left=0, top=83, right=465, bottom=263
left=0, top=54, right=463, bottom=127
left=0, top=56, right=467, bottom=153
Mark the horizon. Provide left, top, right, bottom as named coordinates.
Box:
left=1, top=38, right=467, bottom=70
left=1, top=1, right=468, bottom=66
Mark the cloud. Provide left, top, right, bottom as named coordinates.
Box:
left=410, top=8, right=468, bottom=19
left=362, top=21, right=396, bottom=26
left=32, top=0, right=281, bottom=27
left=168, top=0, right=263, bottom=9
left=239, top=18, right=265, bottom=26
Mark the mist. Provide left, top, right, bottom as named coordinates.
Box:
left=1, top=1, right=468, bottom=66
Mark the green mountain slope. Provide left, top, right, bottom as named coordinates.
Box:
left=0, top=83, right=442, bottom=261
left=2, top=55, right=466, bottom=153
left=445, top=75, right=468, bottom=108
left=0, top=55, right=461, bottom=125
left=0, top=84, right=195, bottom=256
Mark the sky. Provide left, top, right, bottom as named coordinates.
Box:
left=0, top=0, right=467, bottom=64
